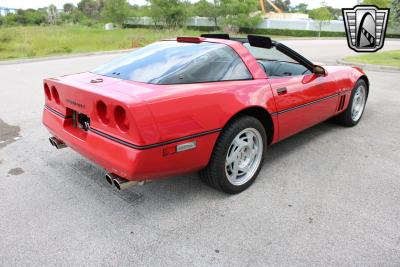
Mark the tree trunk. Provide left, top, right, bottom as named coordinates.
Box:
left=214, top=17, right=218, bottom=30
left=319, top=22, right=322, bottom=38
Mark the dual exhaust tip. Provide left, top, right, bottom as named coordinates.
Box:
left=49, top=137, right=66, bottom=149
left=48, top=136, right=141, bottom=191
left=106, top=173, right=142, bottom=190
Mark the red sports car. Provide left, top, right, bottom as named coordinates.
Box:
left=43, top=34, right=369, bottom=194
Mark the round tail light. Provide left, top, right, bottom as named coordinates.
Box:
left=51, top=86, right=60, bottom=104
left=114, top=106, right=129, bottom=132
left=96, top=101, right=109, bottom=125
left=44, top=84, right=51, bottom=101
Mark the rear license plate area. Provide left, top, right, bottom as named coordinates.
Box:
left=72, top=110, right=90, bottom=131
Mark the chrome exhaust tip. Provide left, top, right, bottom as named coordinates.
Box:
left=112, top=175, right=139, bottom=190
left=105, top=173, right=114, bottom=185
left=49, top=137, right=67, bottom=149
left=49, top=138, right=55, bottom=147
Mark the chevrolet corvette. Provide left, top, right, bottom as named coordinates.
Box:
left=43, top=34, right=369, bottom=194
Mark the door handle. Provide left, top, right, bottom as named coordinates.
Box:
left=277, top=87, right=287, bottom=95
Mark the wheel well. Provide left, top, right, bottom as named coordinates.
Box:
left=359, top=75, right=370, bottom=97
left=226, top=107, right=274, bottom=145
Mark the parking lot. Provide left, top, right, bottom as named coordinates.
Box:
left=1, top=39, right=400, bottom=266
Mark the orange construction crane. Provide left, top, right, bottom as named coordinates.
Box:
left=259, top=0, right=283, bottom=14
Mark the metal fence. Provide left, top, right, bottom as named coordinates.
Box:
left=126, top=16, right=400, bottom=34
left=126, top=16, right=346, bottom=32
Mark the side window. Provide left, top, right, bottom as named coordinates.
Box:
left=158, top=46, right=252, bottom=84
left=244, top=43, right=312, bottom=78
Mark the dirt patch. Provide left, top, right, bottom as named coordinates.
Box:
left=8, top=168, right=24, bottom=176
left=0, top=119, right=20, bottom=149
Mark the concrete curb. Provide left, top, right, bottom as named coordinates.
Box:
left=337, top=59, right=400, bottom=73
left=0, top=49, right=133, bottom=66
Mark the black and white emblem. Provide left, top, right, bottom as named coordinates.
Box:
left=342, top=5, right=390, bottom=52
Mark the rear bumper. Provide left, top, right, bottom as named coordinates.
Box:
left=42, top=108, right=219, bottom=180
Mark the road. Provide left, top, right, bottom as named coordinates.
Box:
left=1, top=39, right=400, bottom=266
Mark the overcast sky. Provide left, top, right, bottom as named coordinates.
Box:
left=0, top=0, right=359, bottom=10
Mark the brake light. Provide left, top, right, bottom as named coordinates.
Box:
left=44, top=83, right=51, bottom=101
left=114, top=105, right=129, bottom=132
left=96, top=101, right=109, bottom=125
left=51, top=86, right=60, bottom=104
left=176, top=37, right=205, bottom=43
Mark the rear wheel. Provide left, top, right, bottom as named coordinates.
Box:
left=201, top=115, right=267, bottom=194
left=334, top=80, right=368, bottom=127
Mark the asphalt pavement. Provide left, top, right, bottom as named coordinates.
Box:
left=1, top=39, right=400, bottom=266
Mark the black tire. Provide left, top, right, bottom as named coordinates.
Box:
left=200, top=115, right=267, bottom=194
left=334, top=79, right=368, bottom=127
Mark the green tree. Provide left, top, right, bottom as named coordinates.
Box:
left=361, top=0, right=391, bottom=7
left=393, top=0, right=400, bottom=22
left=60, top=6, right=85, bottom=24
left=3, top=13, right=17, bottom=26
left=63, top=3, right=76, bottom=14
left=101, top=0, right=130, bottom=25
left=27, top=9, right=47, bottom=25
left=4, top=9, right=48, bottom=26
left=291, top=3, right=308, bottom=13
left=13, top=9, right=47, bottom=25
left=309, top=7, right=334, bottom=37
left=71, top=9, right=86, bottom=23
left=14, top=10, right=28, bottom=25
left=265, top=0, right=291, bottom=12
left=326, top=6, right=341, bottom=20
left=193, top=0, right=220, bottom=28
left=148, top=0, right=187, bottom=28
left=130, top=4, right=151, bottom=17
left=220, top=0, right=262, bottom=32
left=78, top=0, right=103, bottom=19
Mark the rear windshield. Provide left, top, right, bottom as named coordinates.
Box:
left=92, top=41, right=252, bottom=85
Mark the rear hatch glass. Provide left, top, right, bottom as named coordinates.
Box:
left=92, top=41, right=252, bottom=85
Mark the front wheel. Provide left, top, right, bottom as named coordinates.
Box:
left=334, top=79, right=368, bottom=127
left=200, top=116, right=267, bottom=194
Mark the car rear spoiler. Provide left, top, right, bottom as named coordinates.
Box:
left=200, top=33, right=230, bottom=40
left=200, top=33, right=315, bottom=72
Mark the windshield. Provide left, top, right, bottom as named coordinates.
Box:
left=92, top=41, right=252, bottom=85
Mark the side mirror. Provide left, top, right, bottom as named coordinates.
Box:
left=313, top=65, right=327, bottom=77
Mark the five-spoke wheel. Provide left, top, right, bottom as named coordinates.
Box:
left=334, top=79, right=368, bottom=127
left=351, top=84, right=367, bottom=122
left=225, top=128, right=263, bottom=186
left=201, top=116, right=266, bottom=194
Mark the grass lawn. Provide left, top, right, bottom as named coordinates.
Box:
left=344, top=50, right=400, bottom=68
left=0, top=25, right=291, bottom=61
left=0, top=26, right=208, bottom=60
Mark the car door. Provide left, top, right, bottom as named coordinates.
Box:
left=268, top=71, right=339, bottom=141
left=243, top=42, right=340, bottom=141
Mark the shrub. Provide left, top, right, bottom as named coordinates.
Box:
left=0, top=31, right=14, bottom=43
